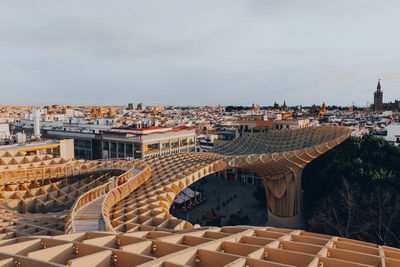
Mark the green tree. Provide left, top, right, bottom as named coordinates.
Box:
left=303, top=135, right=400, bottom=247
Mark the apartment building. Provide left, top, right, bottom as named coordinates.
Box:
left=101, top=126, right=196, bottom=159
left=45, top=126, right=196, bottom=160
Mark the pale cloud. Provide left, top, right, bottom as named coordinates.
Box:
left=0, top=0, right=399, bottom=106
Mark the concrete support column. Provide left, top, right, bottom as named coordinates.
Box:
left=261, top=168, right=304, bottom=228
left=267, top=212, right=304, bottom=229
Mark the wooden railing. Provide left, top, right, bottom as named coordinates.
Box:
left=65, top=159, right=145, bottom=233
left=101, top=161, right=152, bottom=232
left=0, top=159, right=131, bottom=185
left=65, top=181, right=111, bottom=233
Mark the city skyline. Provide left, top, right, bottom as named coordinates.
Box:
left=1, top=1, right=400, bottom=264
left=1, top=1, right=400, bottom=106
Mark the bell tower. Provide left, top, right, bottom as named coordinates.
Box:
left=374, top=79, right=383, bottom=111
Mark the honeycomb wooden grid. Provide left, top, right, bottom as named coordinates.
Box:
left=0, top=126, right=399, bottom=266
left=0, top=227, right=398, bottom=266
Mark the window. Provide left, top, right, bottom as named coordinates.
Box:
left=118, top=143, right=125, bottom=158
left=103, top=142, right=109, bottom=151
left=126, top=143, right=133, bottom=157
left=110, top=142, right=117, bottom=158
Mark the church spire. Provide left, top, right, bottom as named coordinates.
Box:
left=377, top=79, right=381, bottom=91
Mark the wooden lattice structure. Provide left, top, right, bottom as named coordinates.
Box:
left=0, top=126, right=399, bottom=266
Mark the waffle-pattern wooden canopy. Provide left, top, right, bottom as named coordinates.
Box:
left=0, top=126, right=399, bottom=266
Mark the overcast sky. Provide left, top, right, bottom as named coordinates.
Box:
left=1, top=1, right=399, bottom=107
